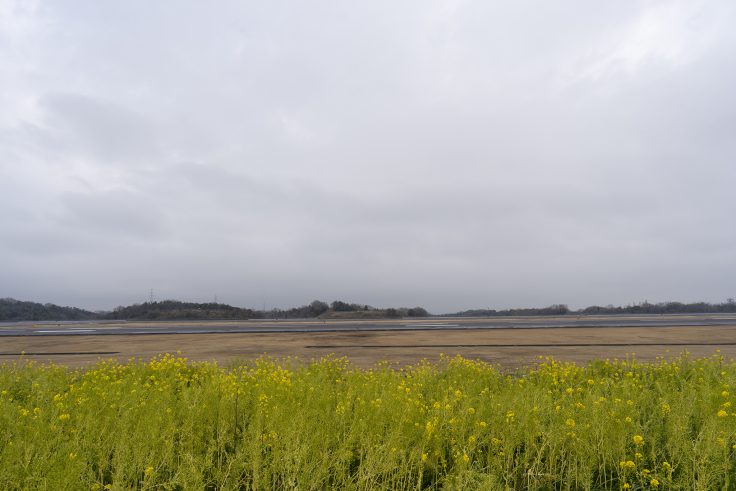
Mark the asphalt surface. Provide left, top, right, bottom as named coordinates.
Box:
left=1, top=313, right=736, bottom=336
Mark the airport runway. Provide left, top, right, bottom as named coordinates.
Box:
left=1, top=313, right=736, bottom=336
left=2, top=314, right=736, bottom=368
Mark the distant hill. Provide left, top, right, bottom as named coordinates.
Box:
left=447, top=300, right=736, bottom=317
left=0, top=298, right=97, bottom=322
left=320, top=308, right=428, bottom=319
left=0, top=297, right=431, bottom=322
left=448, top=304, right=571, bottom=317
left=5, top=296, right=735, bottom=322
left=264, top=301, right=429, bottom=319
left=104, top=300, right=259, bottom=320
left=104, top=299, right=429, bottom=320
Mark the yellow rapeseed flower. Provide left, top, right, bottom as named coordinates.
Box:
left=633, top=435, right=644, bottom=446
left=565, top=418, right=575, bottom=428
left=718, top=410, right=728, bottom=418
left=650, top=478, right=660, bottom=487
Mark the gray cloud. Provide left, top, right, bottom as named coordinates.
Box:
left=1, top=0, right=735, bottom=312
left=39, top=93, right=162, bottom=165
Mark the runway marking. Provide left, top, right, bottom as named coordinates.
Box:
left=402, top=324, right=460, bottom=327
left=0, top=351, right=119, bottom=356
left=37, top=329, right=97, bottom=333
left=307, top=342, right=736, bottom=348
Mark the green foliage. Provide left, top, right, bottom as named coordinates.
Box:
left=0, top=298, right=97, bottom=322
left=105, top=300, right=260, bottom=320
left=330, top=300, right=360, bottom=312
left=2, top=352, right=736, bottom=489
left=0, top=297, right=434, bottom=321
left=406, top=307, right=429, bottom=317
left=453, top=300, right=736, bottom=317
left=7, top=296, right=736, bottom=322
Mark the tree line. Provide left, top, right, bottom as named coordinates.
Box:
left=448, top=299, right=736, bottom=317
left=3, top=297, right=736, bottom=322
left=0, top=298, right=429, bottom=321
left=0, top=298, right=98, bottom=322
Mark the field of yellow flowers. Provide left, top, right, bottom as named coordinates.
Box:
left=1, top=352, right=735, bottom=489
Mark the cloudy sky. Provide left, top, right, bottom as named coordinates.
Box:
left=1, top=1, right=735, bottom=313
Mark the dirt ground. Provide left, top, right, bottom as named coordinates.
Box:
left=2, top=324, right=736, bottom=369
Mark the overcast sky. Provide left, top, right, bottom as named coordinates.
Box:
left=1, top=1, right=735, bottom=313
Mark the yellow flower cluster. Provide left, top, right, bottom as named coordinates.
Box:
left=1, top=351, right=735, bottom=489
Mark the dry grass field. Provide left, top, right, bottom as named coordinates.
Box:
left=2, top=322, right=736, bottom=368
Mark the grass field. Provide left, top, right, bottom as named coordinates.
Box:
left=2, top=351, right=736, bottom=489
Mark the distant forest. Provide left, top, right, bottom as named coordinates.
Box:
left=0, top=298, right=98, bottom=322
left=447, top=300, right=736, bottom=317
left=0, top=298, right=429, bottom=322
left=1, top=297, right=735, bottom=322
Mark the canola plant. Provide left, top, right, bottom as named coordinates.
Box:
left=1, top=352, right=735, bottom=489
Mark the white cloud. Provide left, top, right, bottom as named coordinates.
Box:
left=574, top=1, right=725, bottom=82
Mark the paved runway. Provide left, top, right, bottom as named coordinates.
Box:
left=2, top=313, right=735, bottom=336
